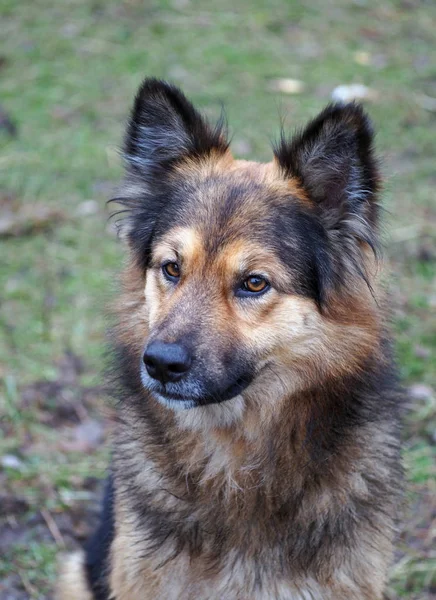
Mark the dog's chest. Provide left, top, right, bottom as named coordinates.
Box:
left=110, top=538, right=328, bottom=600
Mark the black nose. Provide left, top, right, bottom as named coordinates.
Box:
left=143, top=341, right=192, bottom=384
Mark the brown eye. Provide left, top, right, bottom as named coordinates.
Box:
left=162, top=262, right=180, bottom=280
left=239, top=275, right=270, bottom=296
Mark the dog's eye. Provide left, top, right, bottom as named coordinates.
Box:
left=238, top=276, right=270, bottom=296
left=162, top=262, right=180, bottom=281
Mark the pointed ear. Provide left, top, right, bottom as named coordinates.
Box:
left=124, top=78, right=229, bottom=179
left=274, top=104, right=380, bottom=230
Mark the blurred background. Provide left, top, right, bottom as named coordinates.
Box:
left=0, top=0, right=435, bottom=598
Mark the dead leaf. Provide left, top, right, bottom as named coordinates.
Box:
left=268, top=78, right=305, bottom=95
left=353, top=51, right=371, bottom=66
left=409, top=384, right=434, bottom=402
left=331, top=84, right=377, bottom=102
left=1, top=455, right=24, bottom=471
left=0, top=203, right=66, bottom=237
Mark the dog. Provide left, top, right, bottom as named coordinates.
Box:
left=56, top=78, right=403, bottom=599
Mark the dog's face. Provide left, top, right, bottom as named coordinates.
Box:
left=115, top=79, right=381, bottom=414
left=140, top=172, right=330, bottom=410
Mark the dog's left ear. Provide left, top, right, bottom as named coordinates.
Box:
left=274, top=104, right=380, bottom=231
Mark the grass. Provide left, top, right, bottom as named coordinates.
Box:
left=0, top=0, right=435, bottom=597
left=0, top=542, right=57, bottom=596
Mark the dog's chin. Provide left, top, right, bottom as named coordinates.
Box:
left=174, top=394, right=247, bottom=431
left=153, top=392, right=198, bottom=411
left=152, top=386, right=244, bottom=412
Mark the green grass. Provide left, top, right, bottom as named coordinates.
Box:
left=1, top=0, right=435, bottom=597
left=0, top=542, right=57, bottom=596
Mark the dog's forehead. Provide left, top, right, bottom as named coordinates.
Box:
left=149, top=159, right=315, bottom=275
left=169, top=161, right=308, bottom=248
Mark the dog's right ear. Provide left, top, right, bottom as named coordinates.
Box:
left=124, top=78, right=228, bottom=182
left=111, top=79, right=228, bottom=257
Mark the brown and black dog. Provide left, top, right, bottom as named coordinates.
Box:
left=57, top=79, right=403, bottom=599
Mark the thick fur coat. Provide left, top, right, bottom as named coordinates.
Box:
left=57, top=79, right=403, bottom=600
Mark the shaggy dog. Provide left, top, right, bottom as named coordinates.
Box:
left=57, top=79, right=403, bottom=600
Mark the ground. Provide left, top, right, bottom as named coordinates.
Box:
left=0, top=0, right=435, bottom=598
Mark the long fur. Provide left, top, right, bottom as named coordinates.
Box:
left=56, top=79, right=404, bottom=600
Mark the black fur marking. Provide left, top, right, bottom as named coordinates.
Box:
left=85, top=475, right=115, bottom=600
left=267, top=202, right=333, bottom=308
left=273, top=103, right=379, bottom=212
left=273, top=103, right=380, bottom=260
left=112, top=79, right=228, bottom=271
left=273, top=104, right=384, bottom=301
left=125, top=78, right=228, bottom=177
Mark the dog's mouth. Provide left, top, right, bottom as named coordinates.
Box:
left=141, top=363, right=253, bottom=409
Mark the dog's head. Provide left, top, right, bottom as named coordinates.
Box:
left=114, top=79, right=381, bottom=417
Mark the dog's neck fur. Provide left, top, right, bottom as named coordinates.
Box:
left=112, top=257, right=393, bottom=507
left=117, top=351, right=391, bottom=510
left=112, top=323, right=399, bottom=593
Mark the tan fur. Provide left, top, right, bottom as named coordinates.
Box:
left=56, top=552, right=93, bottom=600
left=108, top=518, right=388, bottom=600
left=108, top=505, right=389, bottom=600
left=101, top=386, right=396, bottom=599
